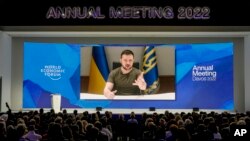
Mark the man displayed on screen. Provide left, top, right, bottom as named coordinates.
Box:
left=104, top=49, right=147, bottom=99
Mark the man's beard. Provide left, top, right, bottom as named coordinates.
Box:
left=122, top=64, right=132, bottom=71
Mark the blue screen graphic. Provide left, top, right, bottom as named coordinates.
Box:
left=175, top=43, right=234, bottom=109
left=23, top=42, right=234, bottom=109
left=23, top=42, right=80, bottom=108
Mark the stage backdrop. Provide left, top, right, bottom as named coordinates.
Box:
left=23, top=42, right=233, bottom=110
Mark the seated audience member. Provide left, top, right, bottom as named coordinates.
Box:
left=24, top=125, right=42, bottom=141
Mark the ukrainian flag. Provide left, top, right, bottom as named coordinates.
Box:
left=142, top=46, right=160, bottom=94
left=88, top=46, right=110, bottom=94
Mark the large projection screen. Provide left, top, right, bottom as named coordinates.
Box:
left=23, top=42, right=233, bottom=110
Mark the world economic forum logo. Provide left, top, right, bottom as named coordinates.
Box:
left=41, top=65, right=65, bottom=80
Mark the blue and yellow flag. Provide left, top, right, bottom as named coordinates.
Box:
left=142, top=46, right=160, bottom=94
left=88, top=46, right=110, bottom=94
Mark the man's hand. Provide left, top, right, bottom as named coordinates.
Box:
left=133, top=72, right=147, bottom=90
left=104, top=90, right=117, bottom=99
left=104, top=82, right=116, bottom=99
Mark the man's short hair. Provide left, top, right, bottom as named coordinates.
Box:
left=120, top=49, right=134, bottom=58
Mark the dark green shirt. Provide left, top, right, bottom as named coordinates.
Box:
left=107, top=67, right=141, bottom=95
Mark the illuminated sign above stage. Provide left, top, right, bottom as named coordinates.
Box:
left=1, top=0, right=249, bottom=26
left=46, top=6, right=210, bottom=20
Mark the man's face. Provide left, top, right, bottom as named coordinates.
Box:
left=120, top=54, right=134, bottom=71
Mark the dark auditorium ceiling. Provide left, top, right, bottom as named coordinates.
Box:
left=1, top=26, right=250, bottom=32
